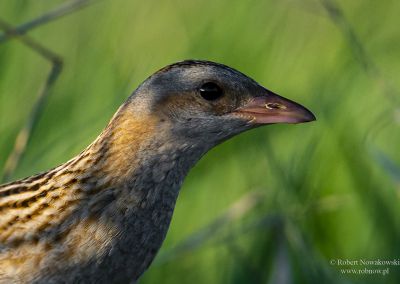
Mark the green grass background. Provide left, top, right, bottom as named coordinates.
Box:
left=1, top=0, right=400, bottom=283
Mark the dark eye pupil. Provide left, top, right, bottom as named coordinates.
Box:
left=199, top=82, right=223, bottom=101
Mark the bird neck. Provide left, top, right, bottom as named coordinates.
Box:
left=45, top=108, right=208, bottom=281
left=67, top=106, right=206, bottom=207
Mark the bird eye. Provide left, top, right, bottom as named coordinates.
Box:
left=199, top=82, right=223, bottom=101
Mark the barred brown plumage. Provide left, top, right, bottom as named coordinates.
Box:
left=0, top=60, right=315, bottom=283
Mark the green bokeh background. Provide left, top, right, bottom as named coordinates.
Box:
left=1, top=1, right=400, bottom=283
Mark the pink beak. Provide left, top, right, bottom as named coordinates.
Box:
left=234, top=90, right=316, bottom=124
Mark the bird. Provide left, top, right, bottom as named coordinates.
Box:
left=0, top=60, right=315, bottom=283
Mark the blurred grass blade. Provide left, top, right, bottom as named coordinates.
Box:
left=0, top=0, right=101, bottom=42
left=268, top=226, right=292, bottom=284
left=0, top=0, right=101, bottom=181
left=156, top=191, right=265, bottom=263
left=320, top=0, right=400, bottom=105
left=0, top=21, right=63, bottom=182
left=371, top=147, right=400, bottom=184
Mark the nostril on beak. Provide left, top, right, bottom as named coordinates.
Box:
left=265, top=103, right=286, bottom=110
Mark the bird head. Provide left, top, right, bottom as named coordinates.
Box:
left=126, top=60, right=315, bottom=147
